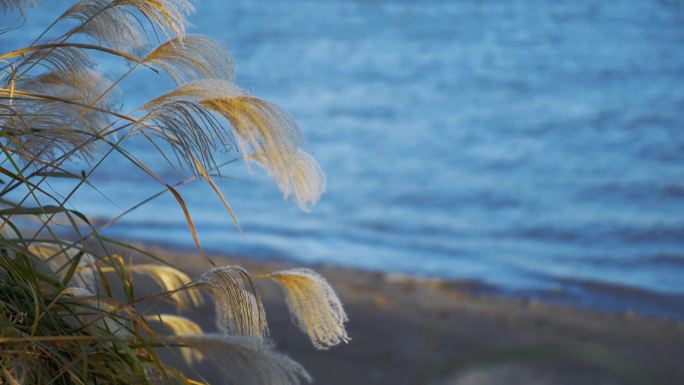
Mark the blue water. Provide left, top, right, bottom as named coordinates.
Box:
left=3, top=1, right=684, bottom=317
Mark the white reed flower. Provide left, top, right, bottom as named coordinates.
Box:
left=198, top=266, right=269, bottom=340
left=267, top=268, right=349, bottom=349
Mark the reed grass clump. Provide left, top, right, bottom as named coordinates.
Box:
left=0, top=1, right=346, bottom=384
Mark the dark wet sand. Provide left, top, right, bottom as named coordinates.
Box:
left=137, top=245, right=683, bottom=385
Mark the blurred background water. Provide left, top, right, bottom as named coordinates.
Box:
left=4, top=1, right=684, bottom=318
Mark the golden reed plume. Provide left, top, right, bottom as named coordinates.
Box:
left=265, top=268, right=349, bottom=349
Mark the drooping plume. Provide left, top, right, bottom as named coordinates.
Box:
left=198, top=266, right=269, bottom=340
left=12, top=46, right=91, bottom=75
left=248, top=149, right=326, bottom=210
left=60, top=0, right=193, bottom=51
left=60, top=0, right=146, bottom=51
left=175, top=334, right=312, bottom=385
left=2, top=68, right=117, bottom=160
left=266, top=268, right=349, bottom=349
left=141, top=80, right=326, bottom=208
left=142, top=78, right=244, bottom=107
left=138, top=99, right=233, bottom=171
left=143, top=35, right=235, bottom=85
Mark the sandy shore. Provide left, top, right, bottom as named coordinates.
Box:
left=135, top=245, right=683, bottom=385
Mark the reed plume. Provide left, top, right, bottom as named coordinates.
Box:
left=141, top=79, right=325, bottom=207
left=249, top=148, right=326, bottom=210
left=13, top=46, right=91, bottom=75
left=3, top=67, right=115, bottom=160
left=199, top=266, right=269, bottom=340
left=265, top=268, right=349, bottom=349
left=143, top=35, right=235, bottom=85
left=60, top=0, right=193, bottom=51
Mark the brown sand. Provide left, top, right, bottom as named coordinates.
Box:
left=137, top=245, right=683, bottom=385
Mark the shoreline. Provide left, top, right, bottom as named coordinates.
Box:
left=131, top=243, right=683, bottom=385
left=129, top=239, right=684, bottom=321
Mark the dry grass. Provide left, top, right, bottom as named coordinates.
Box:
left=0, top=1, right=345, bottom=384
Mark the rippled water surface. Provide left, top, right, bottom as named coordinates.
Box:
left=4, top=1, right=684, bottom=317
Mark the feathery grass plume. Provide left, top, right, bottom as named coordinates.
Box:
left=202, top=97, right=328, bottom=209
left=138, top=81, right=242, bottom=171
left=60, top=0, right=147, bottom=51
left=4, top=69, right=117, bottom=159
left=17, top=69, right=117, bottom=105
left=125, top=264, right=204, bottom=307
left=137, top=99, right=233, bottom=171
left=249, top=148, right=326, bottom=210
left=198, top=266, right=269, bottom=340
left=175, top=334, right=312, bottom=385
left=143, top=35, right=235, bottom=85
left=0, top=106, right=100, bottom=160
left=142, top=80, right=325, bottom=207
left=145, top=314, right=203, bottom=364
left=13, top=46, right=92, bottom=75
left=60, top=0, right=193, bottom=51
left=201, top=96, right=303, bottom=159
left=142, top=78, right=244, bottom=106
left=142, top=80, right=305, bottom=157
left=117, top=0, right=193, bottom=38
left=266, top=268, right=349, bottom=349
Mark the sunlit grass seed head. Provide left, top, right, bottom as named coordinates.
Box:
left=4, top=67, right=116, bottom=160
left=61, top=0, right=193, bottom=52
left=249, top=149, right=326, bottom=210
left=198, top=265, right=269, bottom=340
left=143, top=35, right=235, bottom=85
left=267, top=268, right=349, bottom=349
left=142, top=79, right=325, bottom=207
